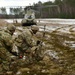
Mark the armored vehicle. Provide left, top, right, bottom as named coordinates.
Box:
left=22, top=9, right=37, bottom=26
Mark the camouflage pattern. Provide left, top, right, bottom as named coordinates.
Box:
left=0, top=30, right=13, bottom=72
left=13, top=28, right=34, bottom=52
left=6, top=24, right=16, bottom=35
left=0, top=24, right=16, bottom=72
left=31, top=25, right=39, bottom=34
left=31, top=25, right=39, bottom=31
left=7, top=24, right=16, bottom=31
left=12, top=27, right=42, bottom=63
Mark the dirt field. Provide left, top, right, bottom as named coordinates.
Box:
left=0, top=19, right=75, bottom=75
left=36, top=22, right=75, bottom=75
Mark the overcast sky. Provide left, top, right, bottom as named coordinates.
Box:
left=0, top=0, right=55, bottom=7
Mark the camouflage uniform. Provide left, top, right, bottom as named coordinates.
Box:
left=13, top=28, right=34, bottom=52
left=31, top=25, right=43, bottom=61
left=13, top=26, right=42, bottom=63
left=0, top=24, right=16, bottom=72
left=14, top=25, right=41, bottom=62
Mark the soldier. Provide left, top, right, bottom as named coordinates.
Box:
left=13, top=26, right=42, bottom=64
left=0, top=24, right=16, bottom=72
left=13, top=28, right=35, bottom=60
left=31, top=25, right=43, bottom=61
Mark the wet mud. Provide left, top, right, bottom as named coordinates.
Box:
left=1, top=22, right=75, bottom=75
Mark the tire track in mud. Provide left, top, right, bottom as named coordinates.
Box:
left=38, top=23, right=75, bottom=75
left=51, top=25, right=74, bottom=33
left=38, top=23, right=75, bottom=34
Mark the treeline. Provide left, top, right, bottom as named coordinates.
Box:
left=32, top=0, right=75, bottom=18
left=0, top=14, right=24, bottom=19
left=0, top=0, right=75, bottom=19
left=55, top=0, right=75, bottom=18
left=0, top=7, right=24, bottom=19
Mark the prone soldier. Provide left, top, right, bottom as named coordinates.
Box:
left=0, top=24, right=16, bottom=72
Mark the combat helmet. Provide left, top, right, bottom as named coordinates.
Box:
left=7, top=24, right=16, bottom=35
left=31, top=25, right=39, bottom=34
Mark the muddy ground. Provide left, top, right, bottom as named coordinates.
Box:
left=0, top=20, right=75, bottom=75
left=36, top=22, right=75, bottom=75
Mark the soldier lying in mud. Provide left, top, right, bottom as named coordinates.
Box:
left=0, top=24, right=43, bottom=73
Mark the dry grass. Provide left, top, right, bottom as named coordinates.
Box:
left=0, top=19, right=8, bottom=27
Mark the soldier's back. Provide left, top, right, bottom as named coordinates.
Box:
left=0, top=30, right=12, bottom=45
left=0, top=30, right=13, bottom=72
